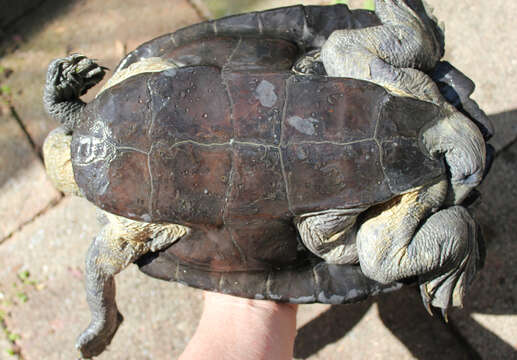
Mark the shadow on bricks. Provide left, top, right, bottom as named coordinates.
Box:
left=0, top=0, right=78, bottom=54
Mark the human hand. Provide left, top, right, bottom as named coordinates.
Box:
left=179, top=291, right=298, bottom=360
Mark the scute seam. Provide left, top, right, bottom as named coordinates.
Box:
left=280, top=75, right=295, bottom=215
left=147, top=145, right=155, bottom=220
left=222, top=37, right=242, bottom=73
left=373, top=95, right=393, bottom=195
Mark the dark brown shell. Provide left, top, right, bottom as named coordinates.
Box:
left=72, top=68, right=444, bottom=226
left=70, top=5, right=455, bottom=303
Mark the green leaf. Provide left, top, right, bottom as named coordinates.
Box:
left=17, top=271, right=30, bottom=281
left=6, top=348, right=15, bottom=356
left=16, top=293, right=27, bottom=303
left=0, top=85, right=11, bottom=95
left=7, top=333, right=19, bottom=342
left=334, top=0, right=348, bottom=4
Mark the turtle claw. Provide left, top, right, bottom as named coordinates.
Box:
left=420, top=284, right=434, bottom=316
left=419, top=259, right=474, bottom=320
left=46, top=54, right=107, bottom=102
left=76, top=310, right=123, bottom=359
left=441, top=308, right=449, bottom=323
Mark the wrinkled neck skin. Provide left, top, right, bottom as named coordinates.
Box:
left=43, top=88, right=86, bottom=133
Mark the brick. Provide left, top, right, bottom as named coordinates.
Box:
left=0, top=114, right=60, bottom=241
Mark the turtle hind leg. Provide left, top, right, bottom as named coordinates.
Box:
left=295, top=208, right=367, bottom=264
left=321, top=0, right=446, bottom=104
left=417, top=208, right=481, bottom=311
left=356, top=180, right=481, bottom=312
left=76, top=214, right=189, bottom=358
left=76, top=229, right=124, bottom=359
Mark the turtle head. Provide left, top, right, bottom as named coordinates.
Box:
left=42, top=127, right=82, bottom=196
left=43, top=54, right=107, bottom=133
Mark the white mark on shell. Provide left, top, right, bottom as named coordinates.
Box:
left=287, top=116, right=319, bottom=136
left=141, top=214, right=151, bottom=222
left=254, top=80, right=277, bottom=108
left=76, top=135, right=111, bottom=164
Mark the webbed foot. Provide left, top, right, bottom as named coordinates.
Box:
left=418, top=208, right=481, bottom=316
left=76, top=310, right=123, bottom=358
left=357, top=182, right=482, bottom=315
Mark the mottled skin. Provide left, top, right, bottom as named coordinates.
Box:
left=42, top=1, right=488, bottom=358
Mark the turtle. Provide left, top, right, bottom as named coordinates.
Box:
left=42, top=1, right=491, bottom=358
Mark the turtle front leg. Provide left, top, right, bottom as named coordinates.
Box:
left=76, top=214, right=189, bottom=358
left=43, top=54, right=106, bottom=131
left=357, top=180, right=482, bottom=313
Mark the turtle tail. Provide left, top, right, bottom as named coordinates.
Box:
left=43, top=54, right=106, bottom=132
